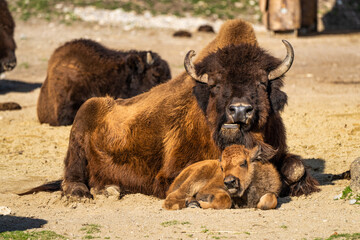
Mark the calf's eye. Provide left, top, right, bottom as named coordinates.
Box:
left=240, top=161, right=247, bottom=167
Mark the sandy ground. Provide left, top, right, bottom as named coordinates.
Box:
left=0, top=18, right=359, bottom=239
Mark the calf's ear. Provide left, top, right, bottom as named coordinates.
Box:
left=250, top=144, right=278, bottom=163
left=126, top=54, right=145, bottom=74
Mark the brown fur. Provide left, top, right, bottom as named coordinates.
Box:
left=195, top=19, right=258, bottom=63
left=21, top=19, right=318, bottom=198
left=163, top=144, right=281, bottom=210
left=37, top=39, right=171, bottom=126
left=0, top=0, right=16, bottom=73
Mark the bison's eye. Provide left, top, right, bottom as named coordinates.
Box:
left=210, top=85, right=221, bottom=95
left=240, top=161, right=247, bottom=168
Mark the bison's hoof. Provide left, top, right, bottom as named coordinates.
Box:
left=62, top=182, right=93, bottom=199
left=105, top=185, right=121, bottom=197
left=186, top=200, right=201, bottom=208
left=281, top=158, right=305, bottom=184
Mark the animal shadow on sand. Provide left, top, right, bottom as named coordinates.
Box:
left=303, top=158, right=350, bottom=186
left=0, top=215, right=47, bottom=232
left=0, top=79, right=42, bottom=94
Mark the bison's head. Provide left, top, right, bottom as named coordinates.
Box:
left=220, top=144, right=277, bottom=197
left=186, top=40, right=293, bottom=150
left=124, top=51, right=171, bottom=97
left=0, top=1, right=17, bottom=73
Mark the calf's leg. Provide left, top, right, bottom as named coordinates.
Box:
left=257, top=193, right=277, bottom=210
left=196, top=188, right=232, bottom=209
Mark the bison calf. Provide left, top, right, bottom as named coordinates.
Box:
left=37, top=39, right=171, bottom=126
left=163, top=144, right=281, bottom=210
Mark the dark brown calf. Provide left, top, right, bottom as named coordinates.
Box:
left=163, top=144, right=281, bottom=210
left=37, top=39, right=171, bottom=126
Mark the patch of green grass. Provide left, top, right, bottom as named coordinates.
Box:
left=9, top=0, right=261, bottom=23
left=316, top=232, right=360, bottom=240
left=243, top=231, right=251, bottom=235
left=19, top=62, right=30, bottom=69
left=80, top=224, right=101, bottom=234
left=0, top=230, right=67, bottom=240
left=160, top=220, right=191, bottom=227
left=339, top=186, right=360, bottom=204
left=80, top=224, right=101, bottom=239
left=280, top=225, right=288, bottom=229
left=201, top=226, right=209, bottom=233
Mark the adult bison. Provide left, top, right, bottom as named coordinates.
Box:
left=37, top=39, right=171, bottom=126
left=0, top=0, right=16, bottom=73
left=22, top=19, right=319, bottom=199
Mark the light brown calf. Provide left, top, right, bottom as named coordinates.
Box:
left=163, top=144, right=281, bottom=210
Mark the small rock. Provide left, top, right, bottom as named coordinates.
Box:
left=198, top=24, right=215, bottom=33
left=349, top=199, right=357, bottom=205
left=0, top=206, right=11, bottom=215
left=333, top=193, right=342, bottom=200
left=173, top=30, right=192, bottom=38
left=350, top=157, right=360, bottom=193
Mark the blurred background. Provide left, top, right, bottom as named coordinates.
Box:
left=7, top=0, right=360, bottom=34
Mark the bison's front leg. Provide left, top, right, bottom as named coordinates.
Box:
left=281, top=153, right=320, bottom=196
left=62, top=125, right=93, bottom=199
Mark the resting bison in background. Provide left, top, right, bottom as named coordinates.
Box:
left=22, top=19, right=319, bottom=199
left=163, top=144, right=281, bottom=210
left=37, top=39, right=171, bottom=126
left=0, top=0, right=16, bottom=73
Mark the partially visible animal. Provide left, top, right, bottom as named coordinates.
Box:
left=37, top=39, right=171, bottom=126
left=0, top=0, right=16, bottom=73
left=163, top=144, right=281, bottom=210
left=20, top=19, right=319, bottom=199
left=173, top=30, right=192, bottom=38
left=197, top=24, right=215, bottom=33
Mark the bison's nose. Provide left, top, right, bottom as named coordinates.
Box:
left=228, top=104, right=253, bottom=124
left=3, top=56, right=17, bottom=71
left=224, top=175, right=238, bottom=189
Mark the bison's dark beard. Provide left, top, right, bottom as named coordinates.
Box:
left=214, top=126, right=258, bottom=151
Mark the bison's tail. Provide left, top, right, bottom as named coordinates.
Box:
left=18, top=180, right=62, bottom=196
left=289, top=169, right=320, bottom=197
left=331, top=170, right=351, bottom=181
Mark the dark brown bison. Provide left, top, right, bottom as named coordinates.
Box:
left=37, top=39, right=171, bottom=126
left=21, top=19, right=319, bottom=199
left=0, top=0, right=16, bottom=73
left=163, top=144, right=281, bottom=210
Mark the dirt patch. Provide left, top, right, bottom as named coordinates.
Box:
left=0, top=18, right=359, bottom=239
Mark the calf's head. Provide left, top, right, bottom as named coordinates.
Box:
left=220, top=144, right=277, bottom=197
left=125, top=51, right=171, bottom=97
left=0, top=0, right=17, bottom=73
left=185, top=40, right=293, bottom=150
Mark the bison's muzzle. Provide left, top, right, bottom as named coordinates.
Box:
left=0, top=51, right=16, bottom=72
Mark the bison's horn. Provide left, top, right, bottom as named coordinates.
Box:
left=146, top=52, right=154, bottom=65
left=184, top=50, right=208, bottom=84
left=268, top=40, right=294, bottom=80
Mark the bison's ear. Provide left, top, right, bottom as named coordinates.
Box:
left=126, top=54, right=145, bottom=74
left=250, top=144, right=277, bottom=163
left=268, top=79, right=288, bottom=112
